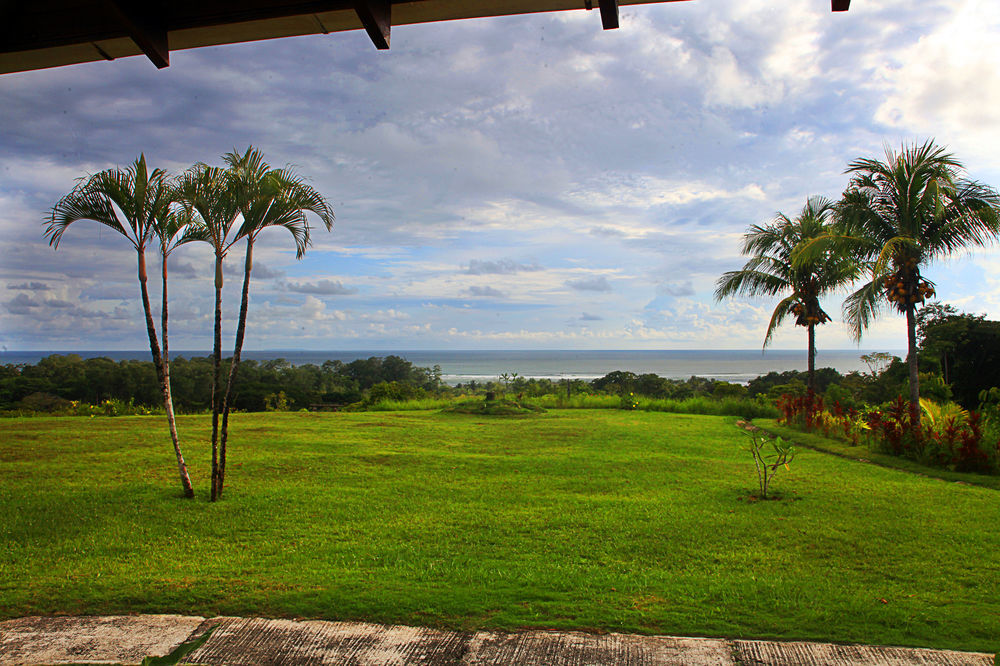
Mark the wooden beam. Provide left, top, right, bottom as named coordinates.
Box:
left=103, top=0, right=169, bottom=68
left=831, top=0, right=850, bottom=11
left=354, top=0, right=390, bottom=49
left=599, top=0, right=619, bottom=29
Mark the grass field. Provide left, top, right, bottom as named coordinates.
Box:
left=1, top=410, right=997, bottom=652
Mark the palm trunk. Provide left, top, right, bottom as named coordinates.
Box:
left=210, top=253, right=223, bottom=502
left=219, top=238, right=254, bottom=493
left=807, top=323, right=816, bottom=399
left=162, top=251, right=194, bottom=499
left=906, top=303, right=920, bottom=430
left=138, top=248, right=194, bottom=499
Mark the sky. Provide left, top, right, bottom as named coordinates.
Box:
left=2, top=0, right=999, bottom=353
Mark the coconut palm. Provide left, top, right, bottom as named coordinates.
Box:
left=45, top=155, right=195, bottom=498
left=175, top=164, right=240, bottom=502
left=835, top=140, right=1000, bottom=426
left=214, top=147, right=334, bottom=495
left=715, top=196, right=857, bottom=395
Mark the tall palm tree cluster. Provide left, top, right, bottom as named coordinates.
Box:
left=45, top=149, right=334, bottom=501
left=717, top=140, right=1000, bottom=427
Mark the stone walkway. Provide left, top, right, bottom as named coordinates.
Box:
left=0, top=615, right=993, bottom=665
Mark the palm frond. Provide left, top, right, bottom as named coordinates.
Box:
left=762, top=295, right=797, bottom=348
left=227, top=156, right=334, bottom=259
left=872, top=235, right=919, bottom=275
left=175, top=163, right=240, bottom=254
left=45, top=155, right=171, bottom=250
left=714, top=269, right=791, bottom=301
left=842, top=279, right=886, bottom=342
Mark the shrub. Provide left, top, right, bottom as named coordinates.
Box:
left=777, top=392, right=1000, bottom=474
left=740, top=426, right=795, bottom=499
left=365, top=381, right=426, bottom=405
left=620, top=392, right=639, bottom=410
left=264, top=391, right=289, bottom=412
left=16, top=392, right=72, bottom=413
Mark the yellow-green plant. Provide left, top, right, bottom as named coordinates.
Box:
left=920, top=398, right=968, bottom=428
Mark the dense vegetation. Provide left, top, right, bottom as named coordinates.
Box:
left=0, top=354, right=442, bottom=413
left=756, top=305, right=1000, bottom=476
left=0, top=352, right=777, bottom=418
left=1, top=410, right=997, bottom=652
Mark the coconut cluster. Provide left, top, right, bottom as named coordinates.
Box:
left=790, top=302, right=831, bottom=327
left=883, top=272, right=935, bottom=308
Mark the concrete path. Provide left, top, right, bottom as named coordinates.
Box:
left=0, top=615, right=993, bottom=666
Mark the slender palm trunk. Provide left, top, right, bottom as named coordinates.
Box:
left=219, top=238, right=254, bottom=493
left=162, top=252, right=194, bottom=499
left=138, top=248, right=195, bottom=498
left=807, top=323, right=816, bottom=399
left=905, top=303, right=921, bottom=430
left=210, top=254, right=224, bottom=502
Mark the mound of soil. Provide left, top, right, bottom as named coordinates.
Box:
left=442, top=398, right=547, bottom=416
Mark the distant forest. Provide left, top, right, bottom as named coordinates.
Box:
left=0, top=354, right=441, bottom=413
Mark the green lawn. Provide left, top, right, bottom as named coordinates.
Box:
left=1, top=410, right=997, bottom=652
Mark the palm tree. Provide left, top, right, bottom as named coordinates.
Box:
left=175, top=164, right=240, bottom=502
left=152, top=208, right=207, bottom=495
left=835, top=140, right=1000, bottom=426
left=215, top=147, right=334, bottom=495
left=715, top=196, right=857, bottom=396
left=46, top=155, right=195, bottom=498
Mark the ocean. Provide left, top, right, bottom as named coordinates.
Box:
left=0, top=349, right=898, bottom=385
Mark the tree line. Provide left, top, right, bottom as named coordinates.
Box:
left=0, top=354, right=442, bottom=412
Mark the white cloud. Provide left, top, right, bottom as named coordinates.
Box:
left=283, top=279, right=358, bottom=296
left=871, top=0, right=1000, bottom=167
left=568, top=175, right=766, bottom=210
left=566, top=276, right=612, bottom=292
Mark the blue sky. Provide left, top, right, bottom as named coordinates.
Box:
left=2, top=0, right=999, bottom=352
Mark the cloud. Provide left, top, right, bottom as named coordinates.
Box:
left=252, top=262, right=285, bottom=279
left=658, top=280, right=695, bottom=297
left=566, top=276, right=612, bottom=292
left=0, top=0, right=997, bottom=352
left=220, top=260, right=286, bottom=280
left=568, top=175, right=767, bottom=210
left=79, top=284, right=136, bottom=301
left=171, top=262, right=201, bottom=278
left=44, top=299, right=75, bottom=308
left=466, top=285, right=506, bottom=298
left=465, top=258, right=543, bottom=275
left=869, top=0, right=1000, bottom=166
left=5, top=293, right=39, bottom=314
left=283, top=279, right=358, bottom=295
left=7, top=282, right=50, bottom=291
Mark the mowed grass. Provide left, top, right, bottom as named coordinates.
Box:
left=0, top=410, right=997, bottom=652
